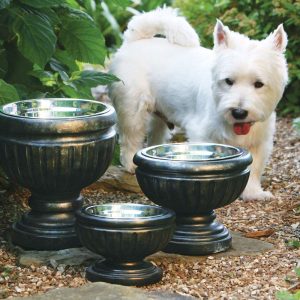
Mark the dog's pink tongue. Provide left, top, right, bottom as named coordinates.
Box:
left=233, top=123, right=251, bottom=135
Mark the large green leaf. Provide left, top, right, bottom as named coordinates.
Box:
left=0, top=0, right=11, bottom=10
left=62, top=70, right=120, bottom=99
left=64, top=0, right=81, bottom=9
left=25, top=7, right=60, bottom=26
left=61, top=84, right=92, bottom=99
left=29, top=70, right=57, bottom=87
left=59, top=19, right=106, bottom=64
left=0, top=79, right=19, bottom=105
left=13, top=14, right=56, bottom=67
left=53, top=49, right=79, bottom=72
left=70, top=70, right=120, bottom=87
left=19, top=0, right=64, bottom=8
left=57, top=6, right=94, bottom=23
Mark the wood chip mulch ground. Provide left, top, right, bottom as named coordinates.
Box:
left=0, top=117, right=299, bottom=299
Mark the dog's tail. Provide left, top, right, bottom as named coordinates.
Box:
left=123, top=7, right=200, bottom=47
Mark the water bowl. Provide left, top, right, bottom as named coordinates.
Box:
left=0, top=98, right=116, bottom=250
left=134, top=143, right=252, bottom=255
left=76, top=203, right=175, bottom=286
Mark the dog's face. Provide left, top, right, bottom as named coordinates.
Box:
left=211, top=21, right=288, bottom=135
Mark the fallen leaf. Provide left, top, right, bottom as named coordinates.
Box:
left=244, top=229, right=275, bottom=238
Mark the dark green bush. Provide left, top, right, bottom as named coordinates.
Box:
left=174, top=0, right=300, bottom=116
left=0, top=0, right=123, bottom=105
left=83, top=0, right=172, bottom=49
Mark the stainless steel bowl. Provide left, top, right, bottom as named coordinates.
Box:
left=134, top=142, right=251, bottom=175
left=143, top=143, right=241, bottom=161
left=0, top=98, right=109, bottom=118
left=134, top=142, right=252, bottom=255
left=85, top=203, right=167, bottom=219
left=0, top=98, right=116, bottom=135
left=77, top=203, right=175, bottom=228
left=75, top=203, right=175, bottom=286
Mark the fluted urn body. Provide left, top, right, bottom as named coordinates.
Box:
left=0, top=99, right=116, bottom=250
left=76, top=203, right=175, bottom=286
left=134, top=143, right=252, bottom=255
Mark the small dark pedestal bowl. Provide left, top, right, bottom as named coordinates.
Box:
left=0, top=98, right=116, bottom=250
left=76, top=203, right=175, bottom=286
left=134, top=143, right=252, bottom=256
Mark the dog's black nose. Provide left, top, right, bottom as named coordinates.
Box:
left=231, top=108, right=248, bottom=120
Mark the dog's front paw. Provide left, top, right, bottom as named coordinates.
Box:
left=241, top=188, right=274, bottom=201
left=120, top=157, right=136, bottom=174
left=121, top=162, right=136, bottom=174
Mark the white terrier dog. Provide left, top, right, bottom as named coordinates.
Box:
left=109, top=7, right=288, bottom=201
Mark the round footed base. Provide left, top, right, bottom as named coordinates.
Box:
left=11, top=220, right=80, bottom=251
left=164, top=213, right=232, bottom=255
left=86, top=260, right=162, bottom=286
left=10, top=194, right=83, bottom=250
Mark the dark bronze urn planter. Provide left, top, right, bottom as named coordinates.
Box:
left=0, top=98, right=116, bottom=250
left=134, top=143, right=252, bottom=255
left=76, top=203, right=175, bottom=286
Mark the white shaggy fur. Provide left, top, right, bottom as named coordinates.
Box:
left=109, top=7, right=288, bottom=201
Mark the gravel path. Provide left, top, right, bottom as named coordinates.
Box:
left=0, top=118, right=299, bottom=299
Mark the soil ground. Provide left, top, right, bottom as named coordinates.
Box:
left=0, top=118, right=299, bottom=299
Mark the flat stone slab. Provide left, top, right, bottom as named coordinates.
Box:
left=148, top=231, right=274, bottom=263
left=13, top=232, right=273, bottom=300
left=17, top=231, right=273, bottom=268
left=11, top=282, right=195, bottom=300
left=18, top=247, right=101, bottom=267
left=219, top=231, right=274, bottom=257
left=89, top=165, right=141, bottom=193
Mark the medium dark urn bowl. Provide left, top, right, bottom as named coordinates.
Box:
left=76, top=203, right=175, bottom=286
left=133, top=143, right=252, bottom=255
left=0, top=98, right=116, bottom=250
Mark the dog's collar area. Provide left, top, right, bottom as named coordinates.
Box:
left=154, top=110, right=175, bottom=130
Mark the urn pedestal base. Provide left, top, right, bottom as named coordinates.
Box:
left=164, top=211, right=232, bottom=255
left=0, top=98, right=117, bottom=251
left=11, top=194, right=83, bottom=250
left=76, top=204, right=175, bottom=286
left=86, top=260, right=162, bottom=286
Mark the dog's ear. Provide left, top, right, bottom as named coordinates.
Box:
left=213, top=20, right=229, bottom=48
left=267, top=24, right=288, bottom=52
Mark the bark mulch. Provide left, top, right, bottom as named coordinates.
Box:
left=0, top=117, right=299, bottom=299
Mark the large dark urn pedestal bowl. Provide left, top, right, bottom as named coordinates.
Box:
left=76, top=203, right=175, bottom=286
left=0, top=98, right=116, bottom=250
left=134, top=143, right=252, bottom=255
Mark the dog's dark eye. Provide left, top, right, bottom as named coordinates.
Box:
left=254, top=81, right=264, bottom=88
left=225, top=78, right=234, bottom=86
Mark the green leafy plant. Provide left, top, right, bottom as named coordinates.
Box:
left=174, top=0, right=300, bottom=116
left=0, top=0, right=122, bottom=105
left=276, top=268, right=300, bottom=300
left=0, top=265, right=13, bottom=277
left=276, top=291, right=300, bottom=300
left=286, top=239, right=300, bottom=249
left=78, top=0, right=172, bottom=50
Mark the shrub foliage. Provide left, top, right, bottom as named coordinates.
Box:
left=0, top=0, right=123, bottom=105
left=174, top=0, right=300, bottom=116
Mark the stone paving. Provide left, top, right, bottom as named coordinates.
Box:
left=12, top=282, right=195, bottom=300
left=13, top=231, right=273, bottom=299
left=10, top=166, right=275, bottom=299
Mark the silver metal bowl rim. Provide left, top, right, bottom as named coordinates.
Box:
left=0, top=98, right=111, bottom=119
left=83, top=203, right=168, bottom=219
left=141, top=142, right=242, bottom=162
